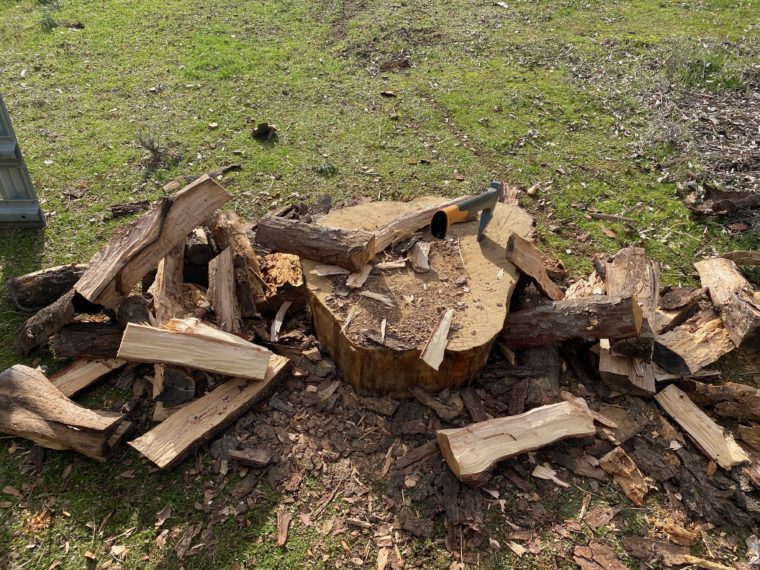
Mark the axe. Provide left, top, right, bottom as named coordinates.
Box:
left=430, top=181, right=503, bottom=242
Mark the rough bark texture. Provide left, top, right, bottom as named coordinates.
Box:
left=437, top=398, right=598, bottom=486
left=209, top=210, right=265, bottom=316
left=302, top=197, right=534, bottom=395
left=373, top=196, right=466, bottom=252
left=52, top=322, right=124, bottom=360
left=695, top=257, right=760, bottom=348
left=502, top=295, right=642, bottom=350
left=505, top=233, right=564, bottom=301
left=75, top=175, right=230, bottom=309
left=7, top=263, right=87, bottom=311
left=129, top=355, right=291, bottom=468
left=115, top=295, right=151, bottom=328
left=0, top=365, right=124, bottom=461
left=15, top=289, right=77, bottom=356
left=723, top=250, right=760, bottom=266
left=256, top=215, right=377, bottom=272
left=677, top=379, right=760, bottom=423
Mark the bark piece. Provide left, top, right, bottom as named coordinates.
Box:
left=184, top=226, right=214, bottom=266
left=345, top=264, right=371, bottom=288
left=505, top=233, right=564, bottom=301
left=724, top=250, right=760, bottom=266
left=695, top=257, right=760, bottom=348
left=460, top=387, right=488, bottom=422
left=657, top=309, right=735, bottom=374
left=309, top=264, right=350, bottom=277
left=599, top=446, right=648, bottom=506
left=0, top=365, right=124, bottom=461
left=573, top=542, right=628, bottom=570
left=409, top=388, right=463, bottom=421
left=15, top=289, right=77, bottom=356
left=115, top=295, right=151, bottom=328
left=655, top=384, right=750, bottom=470
left=228, top=448, right=271, bottom=467
left=7, top=263, right=87, bottom=311
left=502, top=295, right=642, bottom=350
left=420, top=308, right=455, bottom=371
left=76, top=175, right=231, bottom=309
left=395, top=440, right=439, bottom=471
left=52, top=322, right=124, bottom=359
left=373, top=196, right=466, bottom=252
left=117, top=322, right=272, bottom=380
left=207, top=248, right=242, bottom=334
left=209, top=210, right=265, bottom=316
left=437, top=397, right=599, bottom=485
left=276, top=512, right=292, bottom=547
left=660, top=287, right=708, bottom=311
left=129, top=355, right=290, bottom=468
left=302, top=197, right=533, bottom=395
left=256, top=216, right=377, bottom=272
left=49, top=358, right=126, bottom=398
left=678, top=380, right=760, bottom=423
left=408, top=241, right=431, bottom=273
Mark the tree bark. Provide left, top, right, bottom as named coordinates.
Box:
left=256, top=215, right=377, bottom=272
left=52, top=322, right=123, bottom=359
left=0, top=365, right=124, bottom=461
left=15, top=289, right=77, bottom=356
left=7, top=263, right=87, bottom=311
left=502, top=295, right=642, bottom=350
left=209, top=210, right=265, bottom=316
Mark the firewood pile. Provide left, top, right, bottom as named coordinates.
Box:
left=3, top=174, right=760, bottom=566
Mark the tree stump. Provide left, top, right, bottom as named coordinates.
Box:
left=301, top=196, right=533, bottom=395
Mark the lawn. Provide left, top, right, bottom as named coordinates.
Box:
left=0, top=0, right=758, bottom=568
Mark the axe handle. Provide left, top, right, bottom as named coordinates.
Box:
left=430, top=187, right=499, bottom=239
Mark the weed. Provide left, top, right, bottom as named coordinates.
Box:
left=315, top=161, right=338, bottom=177
left=664, top=42, right=748, bottom=91
left=39, top=11, right=58, bottom=32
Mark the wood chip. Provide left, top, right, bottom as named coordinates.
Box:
left=346, top=264, right=372, bottom=289
left=270, top=301, right=292, bottom=342
left=420, top=308, right=454, bottom=371
left=359, top=291, right=394, bottom=308
left=310, top=265, right=351, bottom=277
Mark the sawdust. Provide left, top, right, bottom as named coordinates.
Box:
left=324, top=238, right=471, bottom=350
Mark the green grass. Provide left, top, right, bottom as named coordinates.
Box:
left=1, top=0, right=759, bottom=567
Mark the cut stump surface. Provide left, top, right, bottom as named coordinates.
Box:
left=302, top=196, right=533, bottom=395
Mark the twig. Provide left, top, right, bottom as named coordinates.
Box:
left=312, top=474, right=349, bottom=519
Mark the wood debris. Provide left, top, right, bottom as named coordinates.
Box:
left=437, top=398, right=599, bottom=485
left=599, top=446, right=648, bottom=506
left=505, top=233, right=564, bottom=301
left=420, top=308, right=454, bottom=371
left=655, top=384, right=750, bottom=469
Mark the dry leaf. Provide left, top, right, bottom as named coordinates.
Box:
left=2, top=485, right=20, bottom=498
left=155, top=505, right=172, bottom=527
